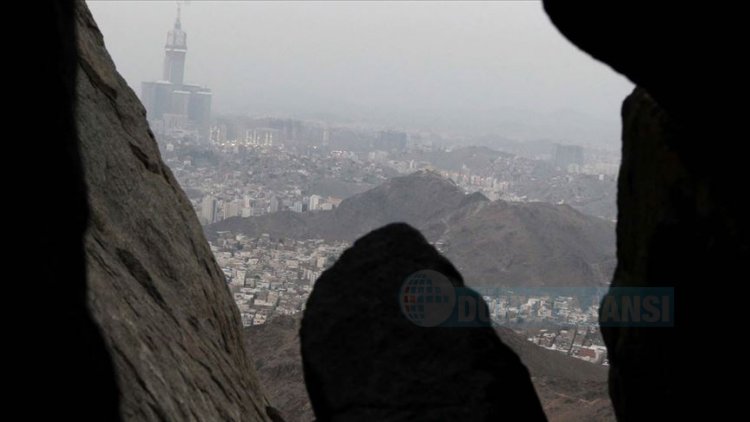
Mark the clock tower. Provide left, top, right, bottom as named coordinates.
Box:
left=163, top=5, right=187, bottom=85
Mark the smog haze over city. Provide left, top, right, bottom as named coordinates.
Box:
left=89, top=0, right=632, bottom=147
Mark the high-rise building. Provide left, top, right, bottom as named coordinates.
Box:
left=308, top=194, right=322, bottom=211
left=375, top=130, right=408, bottom=151
left=554, top=144, right=584, bottom=171
left=224, top=199, right=241, bottom=219
left=141, top=6, right=212, bottom=143
left=163, top=13, right=187, bottom=85
left=200, top=195, right=217, bottom=224
left=268, top=196, right=279, bottom=213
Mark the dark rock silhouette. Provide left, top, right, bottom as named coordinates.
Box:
left=545, top=2, right=746, bottom=420
left=300, top=223, right=547, bottom=421
left=542, top=2, right=733, bottom=123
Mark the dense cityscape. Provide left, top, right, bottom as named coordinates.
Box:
left=164, top=126, right=616, bottom=365
left=211, top=224, right=607, bottom=364
left=144, top=6, right=616, bottom=366
left=160, top=118, right=619, bottom=226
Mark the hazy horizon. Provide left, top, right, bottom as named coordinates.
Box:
left=88, top=1, right=633, bottom=147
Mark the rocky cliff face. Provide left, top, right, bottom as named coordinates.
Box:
left=75, top=3, right=275, bottom=420
left=244, top=317, right=314, bottom=422
left=34, top=2, right=121, bottom=419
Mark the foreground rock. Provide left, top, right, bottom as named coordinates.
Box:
left=75, top=2, right=276, bottom=420
left=544, top=2, right=746, bottom=420
left=299, top=223, right=547, bottom=421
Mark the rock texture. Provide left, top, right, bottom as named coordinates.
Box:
left=247, top=315, right=614, bottom=422
left=440, top=200, right=615, bottom=287
left=34, top=2, right=121, bottom=420
left=74, top=2, right=276, bottom=420
left=244, top=317, right=314, bottom=422
left=300, top=223, right=547, bottom=421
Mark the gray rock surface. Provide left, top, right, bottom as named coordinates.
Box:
left=75, top=2, right=276, bottom=420
left=440, top=199, right=615, bottom=287
left=244, top=317, right=313, bottom=422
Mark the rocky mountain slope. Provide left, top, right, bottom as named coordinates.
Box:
left=75, top=2, right=276, bottom=420
left=244, top=317, right=313, bottom=422
left=245, top=315, right=614, bottom=422
left=441, top=200, right=615, bottom=287
left=210, top=171, right=615, bottom=287
left=210, top=170, right=484, bottom=242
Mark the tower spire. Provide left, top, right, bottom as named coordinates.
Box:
left=163, top=2, right=187, bottom=84
left=175, top=3, right=182, bottom=29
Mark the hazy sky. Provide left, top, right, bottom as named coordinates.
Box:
left=87, top=1, right=633, bottom=146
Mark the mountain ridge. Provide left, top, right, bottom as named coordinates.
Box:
left=210, top=171, right=615, bottom=287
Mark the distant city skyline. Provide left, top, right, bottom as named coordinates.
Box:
left=88, top=1, right=633, bottom=146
